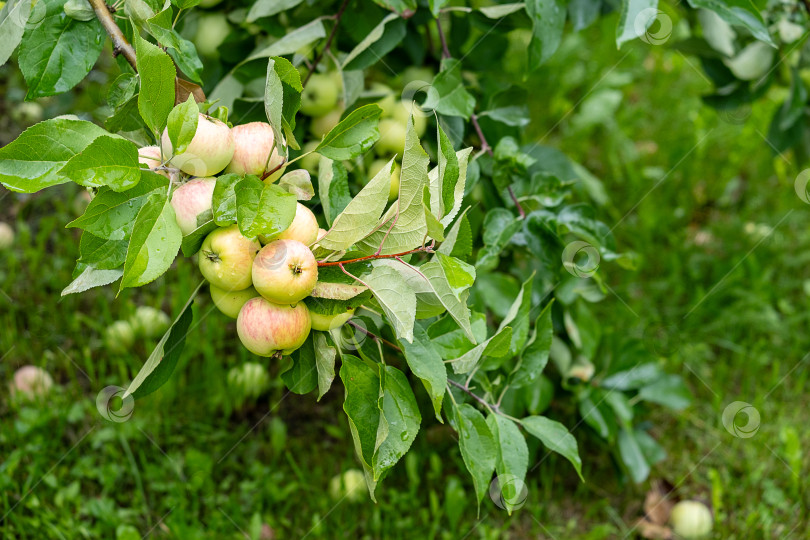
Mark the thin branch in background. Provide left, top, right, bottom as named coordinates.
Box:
left=471, top=113, right=526, bottom=219
left=303, top=0, right=351, bottom=87
left=317, top=246, right=433, bottom=267
left=88, top=0, right=137, bottom=71
left=348, top=321, right=402, bottom=352
left=436, top=17, right=451, bottom=59
left=447, top=379, right=496, bottom=411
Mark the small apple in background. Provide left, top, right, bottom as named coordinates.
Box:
left=210, top=285, right=259, bottom=318
left=130, top=306, right=171, bottom=338
left=160, top=114, right=234, bottom=177
left=138, top=146, right=170, bottom=178
left=193, top=13, right=230, bottom=58
left=236, top=297, right=311, bottom=356
left=329, top=469, right=366, bottom=502
left=10, top=366, right=54, bottom=401
left=300, top=73, right=339, bottom=117
left=391, top=100, right=427, bottom=137
left=669, top=500, right=713, bottom=539
left=261, top=203, right=319, bottom=245
left=171, top=177, right=215, bottom=235
left=310, top=108, right=343, bottom=139
left=227, top=362, right=270, bottom=400
left=198, top=0, right=223, bottom=8
left=368, top=159, right=401, bottom=202
left=398, top=66, right=435, bottom=89
left=310, top=308, right=355, bottom=331
left=73, top=190, right=93, bottom=216
left=104, top=320, right=136, bottom=353
left=199, top=225, right=261, bottom=291
left=299, top=141, right=321, bottom=175
left=316, top=228, right=327, bottom=242
left=0, top=222, right=15, bottom=250
left=252, top=239, right=318, bottom=304
left=375, top=119, right=406, bottom=156
left=224, top=122, right=285, bottom=179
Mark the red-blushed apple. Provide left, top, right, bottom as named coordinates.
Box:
left=138, top=146, right=170, bottom=178
left=10, top=365, right=54, bottom=401
left=171, top=177, right=215, bottom=235
left=160, top=114, right=234, bottom=177
left=310, top=308, right=355, bottom=331
left=260, top=203, right=319, bottom=245
left=199, top=225, right=261, bottom=291
left=224, top=122, right=285, bottom=179
left=210, top=285, right=259, bottom=318
left=252, top=239, right=318, bottom=304
left=236, top=297, right=311, bottom=356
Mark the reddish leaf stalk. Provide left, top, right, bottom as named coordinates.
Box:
left=317, top=246, right=432, bottom=267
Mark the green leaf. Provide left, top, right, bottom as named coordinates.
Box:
left=418, top=256, right=476, bottom=341
left=487, top=414, right=529, bottom=515
left=180, top=220, right=218, bottom=257
left=422, top=185, right=445, bottom=242
left=78, top=232, right=128, bottom=269
left=265, top=55, right=302, bottom=140
left=616, top=0, right=658, bottom=47
left=61, top=267, right=123, bottom=296
left=19, top=0, right=104, bottom=99
left=106, top=95, right=147, bottom=134
left=438, top=208, right=473, bottom=258
left=135, top=31, right=177, bottom=134
left=59, top=135, right=141, bottom=192
left=449, top=325, right=512, bottom=374
left=339, top=355, right=382, bottom=493
left=430, top=147, right=472, bottom=228
left=638, top=374, right=692, bottom=410
left=246, top=18, right=326, bottom=62
left=360, top=264, right=416, bottom=343
left=108, top=73, right=139, bottom=108
left=479, top=106, right=531, bottom=127
left=618, top=427, right=650, bottom=483
left=521, top=415, right=583, bottom=480
left=479, top=3, right=525, bottom=18
left=373, top=366, right=421, bottom=479
left=317, top=157, right=352, bottom=227
left=422, top=58, right=475, bottom=119
left=343, top=13, right=407, bottom=72
left=475, top=208, right=522, bottom=270
left=686, top=0, right=775, bottom=47
left=125, top=282, right=203, bottom=399
left=496, top=273, right=534, bottom=359
left=0, top=0, right=31, bottom=67
left=281, top=334, right=318, bottom=394
left=316, top=104, right=382, bottom=161
left=121, top=191, right=182, bottom=290
left=314, top=332, right=337, bottom=400
left=453, top=403, right=497, bottom=509
left=234, top=175, right=298, bottom=238
left=167, top=95, right=199, bottom=155
left=398, top=325, right=447, bottom=421
left=509, top=301, right=553, bottom=387
left=0, top=118, right=110, bottom=193
left=212, top=173, right=241, bottom=226
left=525, top=0, right=566, bottom=70
left=437, top=123, right=460, bottom=218
left=277, top=169, right=314, bottom=200
left=317, top=157, right=393, bottom=251
left=146, top=8, right=203, bottom=83
left=247, top=0, right=304, bottom=22
left=310, top=281, right=368, bottom=300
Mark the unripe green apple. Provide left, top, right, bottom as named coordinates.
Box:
left=300, top=74, right=339, bottom=117
left=236, top=297, right=311, bottom=356
left=199, top=225, right=261, bottom=291
left=310, top=108, right=343, bottom=139
left=399, top=66, right=435, bottom=89
left=171, top=177, right=215, bottom=236
left=261, top=203, right=319, bottom=246
left=198, top=0, right=223, bottom=8
left=368, top=159, right=401, bottom=201
left=210, top=285, right=259, bottom=318
left=375, top=119, right=406, bottom=157
left=299, top=141, right=321, bottom=175
left=10, top=366, right=54, bottom=401
left=130, top=306, right=171, bottom=338
left=0, top=222, right=15, bottom=250
left=224, top=122, right=285, bottom=178
left=194, top=13, right=230, bottom=58
left=310, top=308, right=355, bottom=331
left=669, top=500, right=713, bottom=539
left=161, top=114, right=235, bottom=177
left=138, top=146, right=170, bottom=178
left=252, top=239, right=318, bottom=304
left=391, top=101, right=427, bottom=137
left=105, top=320, right=135, bottom=352
left=328, top=469, right=366, bottom=502
left=227, top=362, right=270, bottom=398
left=11, top=102, right=43, bottom=125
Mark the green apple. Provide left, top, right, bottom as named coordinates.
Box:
left=210, top=285, right=259, bottom=318
left=252, top=239, right=318, bottom=304
left=198, top=0, right=223, bottom=8
left=161, top=114, right=234, bottom=177
left=328, top=469, right=366, bottom=502
left=300, top=73, right=339, bottom=117
left=227, top=362, right=270, bottom=399
left=0, top=222, right=15, bottom=250
left=399, top=66, right=435, bottom=89
left=10, top=366, right=54, bottom=401
left=170, top=177, right=215, bottom=236
left=105, top=320, right=135, bottom=353
left=130, top=306, right=171, bottom=338
left=368, top=159, right=401, bottom=201
left=138, top=146, right=170, bottom=178
left=261, top=203, right=319, bottom=246
left=224, top=122, right=285, bottom=178
left=670, top=500, right=713, bottom=539
left=310, top=108, right=343, bottom=139
left=199, top=225, right=261, bottom=291
left=299, top=141, right=321, bottom=175
left=391, top=100, right=427, bottom=137
left=193, top=13, right=230, bottom=58
left=236, top=297, right=311, bottom=356
left=375, top=119, right=406, bottom=156
left=310, top=308, right=355, bottom=331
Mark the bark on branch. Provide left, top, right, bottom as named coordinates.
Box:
left=88, top=0, right=137, bottom=71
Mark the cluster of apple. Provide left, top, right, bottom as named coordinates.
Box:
left=105, top=306, right=172, bottom=353
left=139, top=114, right=353, bottom=357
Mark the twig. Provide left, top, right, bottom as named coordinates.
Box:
left=436, top=17, right=451, bottom=59
left=471, top=113, right=526, bottom=219
left=318, top=246, right=433, bottom=267
left=303, top=0, right=351, bottom=87
left=88, top=0, right=137, bottom=71
left=348, top=321, right=402, bottom=352
left=448, top=379, right=495, bottom=411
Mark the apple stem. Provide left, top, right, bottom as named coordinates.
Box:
left=303, top=0, right=351, bottom=88
left=89, top=0, right=137, bottom=71
left=318, top=246, right=433, bottom=267
left=470, top=113, right=526, bottom=219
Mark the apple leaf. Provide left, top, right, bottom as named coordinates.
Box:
left=146, top=8, right=203, bottom=83
left=61, top=267, right=124, bottom=296
left=277, top=169, right=314, bottom=200
left=304, top=264, right=373, bottom=317
left=180, top=220, right=218, bottom=257
left=317, top=157, right=351, bottom=227
left=686, top=0, right=774, bottom=47
left=428, top=147, right=471, bottom=227
left=525, top=0, right=566, bottom=70
left=78, top=232, right=128, bottom=270
left=422, top=185, right=445, bottom=242
left=58, top=135, right=142, bottom=192
left=166, top=95, right=199, bottom=156
left=317, top=157, right=393, bottom=251
left=372, top=365, right=421, bottom=480
left=281, top=334, right=318, bottom=394
left=234, top=175, right=297, bottom=238
left=246, top=18, right=326, bottom=62
left=508, top=301, right=554, bottom=388
left=0, top=0, right=31, bottom=68
left=0, top=118, right=111, bottom=193
left=494, top=272, right=535, bottom=361
left=438, top=207, right=473, bottom=258
left=125, top=281, right=203, bottom=399
left=343, top=13, right=407, bottom=72
left=19, top=0, right=104, bottom=99
left=422, top=58, right=475, bottom=119
left=248, top=0, right=304, bottom=22
left=314, top=332, right=336, bottom=401
left=449, top=325, right=513, bottom=374
left=265, top=55, right=302, bottom=137
left=486, top=414, right=529, bottom=515
left=212, top=173, right=241, bottom=226
left=452, top=402, right=497, bottom=510
left=359, top=264, right=416, bottom=343
left=398, top=325, right=447, bottom=421
left=120, top=191, right=182, bottom=291
left=310, top=282, right=368, bottom=300
left=615, top=0, right=658, bottom=47
left=316, top=104, right=382, bottom=161
left=521, top=415, right=583, bottom=481
left=135, top=30, right=177, bottom=134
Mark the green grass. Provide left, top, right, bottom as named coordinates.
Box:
left=2, top=14, right=809, bottom=539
